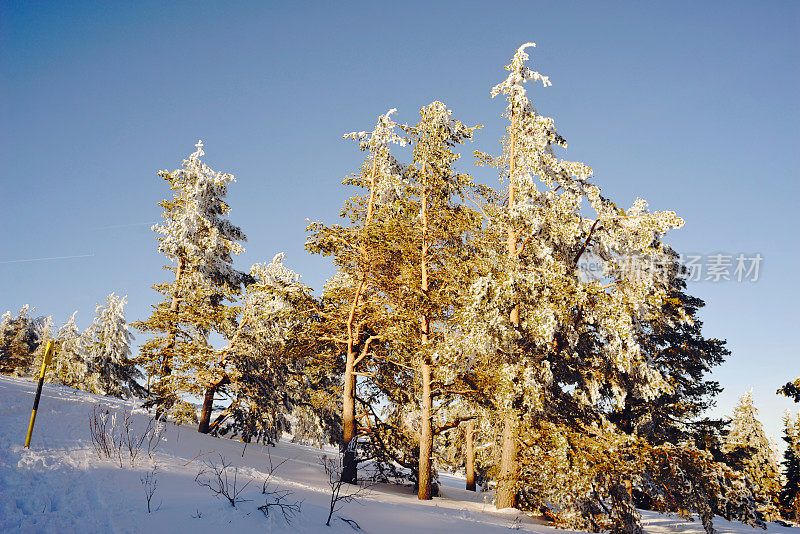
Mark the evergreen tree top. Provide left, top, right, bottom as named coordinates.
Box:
left=490, top=42, right=552, bottom=105
left=343, top=108, right=409, bottom=153
left=152, top=140, right=249, bottom=289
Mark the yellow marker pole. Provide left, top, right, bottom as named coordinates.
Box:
left=24, top=340, right=54, bottom=448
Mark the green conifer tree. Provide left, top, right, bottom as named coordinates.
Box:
left=779, top=379, right=800, bottom=403
left=780, top=411, right=800, bottom=519
left=724, top=390, right=782, bottom=520
left=609, top=251, right=729, bottom=446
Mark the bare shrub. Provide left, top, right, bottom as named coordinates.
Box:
left=319, top=454, right=372, bottom=529
left=88, top=405, right=165, bottom=467
left=140, top=465, right=161, bottom=513
left=88, top=405, right=114, bottom=459
left=195, top=453, right=252, bottom=507
left=145, top=417, right=166, bottom=458
left=258, top=451, right=302, bottom=524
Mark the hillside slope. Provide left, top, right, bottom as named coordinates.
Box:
left=0, top=375, right=791, bottom=534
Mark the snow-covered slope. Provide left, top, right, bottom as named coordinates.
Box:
left=0, top=375, right=793, bottom=534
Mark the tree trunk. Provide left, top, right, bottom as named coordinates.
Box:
left=465, top=419, right=476, bottom=491
left=417, top=176, right=434, bottom=501
left=418, top=357, right=433, bottom=500
left=495, top=417, right=517, bottom=509
left=198, top=376, right=229, bottom=434
left=495, top=108, right=520, bottom=510
left=161, top=256, right=185, bottom=378
left=341, top=344, right=358, bottom=484
left=153, top=257, right=185, bottom=420
left=338, top=153, right=380, bottom=485
left=198, top=385, right=216, bottom=433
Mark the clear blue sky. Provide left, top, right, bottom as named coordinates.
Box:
left=1, top=1, right=798, bottom=445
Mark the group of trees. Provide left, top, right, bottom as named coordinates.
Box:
left=1, top=42, right=798, bottom=534
left=0, top=294, right=141, bottom=397
left=717, top=384, right=800, bottom=524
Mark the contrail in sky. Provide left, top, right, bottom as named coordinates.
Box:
left=0, top=253, right=95, bottom=265
left=0, top=221, right=155, bottom=264
left=95, top=222, right=155, bottom=230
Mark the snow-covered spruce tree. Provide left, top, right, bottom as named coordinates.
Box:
left=723, top=390, right=782, bottom=520
left=50, top=311, right=92, bottom=390
left=306, top=110, right=409, bottom=483
left=467, top=42, right=684, bottom=511
left=608, top=250, right=729, bottom=446
left=28, top=315, right=56, bottom=377
left=84, top=293, right=143, bottom=398
left=781, top=411, right=800, bottom=520
left=0, top=305, right=50, bottom=376
left=465, top=44, right=764, bottom=533
left=133, top=141, right=249, bottom=422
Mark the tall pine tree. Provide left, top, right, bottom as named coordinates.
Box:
left=400, top=101, right=479, bottom=499
left=306, top=110, right=408, bottom=482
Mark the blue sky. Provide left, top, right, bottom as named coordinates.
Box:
left=1, top=1, right=798, bottom=445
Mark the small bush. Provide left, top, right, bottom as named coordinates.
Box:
left=140, top=465, right=161, bottom=513
left=320, top=454, right=372, bottom=529
left=258, top=451, right=302, bottom=524
left=88, top=405, right=165, bottom=467
left=195, top=453, right=252, bottom=507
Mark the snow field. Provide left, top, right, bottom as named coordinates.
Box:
left=0, top=375, right=794, bottom=534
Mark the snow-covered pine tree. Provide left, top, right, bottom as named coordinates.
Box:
left=204, top=253, right=323, bottom=444
left=134, top=141, right=249, bottom=420
left=469, top=42, right=684, bottom=510
left=456, top=45, right=765, bottom=534
left=724, top=390, right=782, bottom=520
left=0, top=306, right=49, bottom=376
left=306, top=110, right=409, bottom=483
left=28, top=315, right=56, bottom=377
left=85, top=293, right=143, bottom=398
left=781, top=411, right=800, bottom=520
left=398, top=101, right=480, bottom=500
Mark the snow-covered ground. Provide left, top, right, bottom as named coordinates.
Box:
left=0, top=375, right=793, bottom=534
